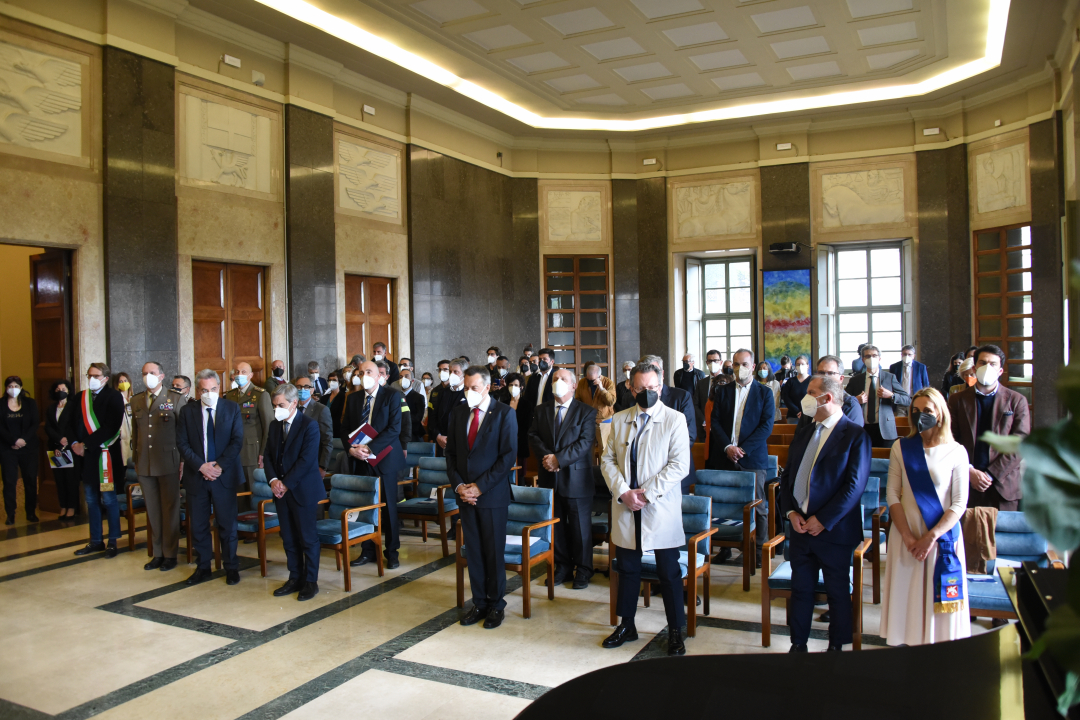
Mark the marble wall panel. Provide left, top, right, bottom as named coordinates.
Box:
left=612, top=179, right=640, bottom=366
left=760, top=163, right=812, bottom=272
left=637, top=177, right=669, bottom=367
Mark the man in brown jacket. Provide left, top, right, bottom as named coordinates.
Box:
left=575, top=361, right=616, bottom=453
left=947, top=344, right=1030, bottom=511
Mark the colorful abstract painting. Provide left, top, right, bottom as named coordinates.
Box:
left=763, top=269, right=812, bottom=371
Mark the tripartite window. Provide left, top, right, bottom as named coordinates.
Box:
left=686, top=256, right=755, bottom=363
left=973, top=225, right=1032, bottom=404
left=834, top=244, right=906, bottom=370
left=544, top=255, right=610, bottom=375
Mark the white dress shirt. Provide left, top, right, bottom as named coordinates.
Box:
left=795, top=408, right=842, bottom=514
left=535, top=371, right=551, bottom=406
left=727, top=381, right=752, bottom=449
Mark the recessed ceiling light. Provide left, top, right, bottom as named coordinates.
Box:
left=771, top=36, right=830, bottom=60
left=580, top=37, right=647, bottom=61
left=663, top=22, right=729, bottom=48
left=787, top=61, right=842, bottom=81
left=543, top=8, right=615, bottom=36
left=641, top=83, right=695, bottom=101
left=544, top=73, right=603, bottom=93
left=506, top=52, right=571, bottom=73
left=751, top=6, right=817, bottom=33
left=712, top=72, right=766, bottom=91
left=630, top=0, right=705, bottom=20
left=690, top=49, right=749, bottom=71
left=614, top=62, right=672, bottom=83
left=858, top=21, right=918, bottom=46
left=462, top=25, right=532, bottom=50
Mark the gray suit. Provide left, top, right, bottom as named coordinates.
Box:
left=300, top=398, right=333, bottom=470
left=130, top=386, right=185, bottom=559
left=845, top=370, right=910, bottom=447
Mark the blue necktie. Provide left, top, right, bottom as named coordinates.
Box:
left=205, top=407, right=217, bottom=463
left=362, top=393, right=372, bottom=424
left=793, top=423, right=824, bottom=511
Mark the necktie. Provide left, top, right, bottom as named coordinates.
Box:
left=630, top=413, right=650, bottom=489
left=903, top=366, right=910, bottom=392
left=362, top=392, right=372, bottom=424
left=793, top=423, right=824, bottom=511
left=868, top=375, right=878, bottom=424
left=555, top=405, right=565, bottom=439
left=147, top=390, right=153, bottom=410
left=468, top=407, right=480, bottom=449
left=283, top=421, right=290, bottom=440
left=205, top=408, right=217, bottom=463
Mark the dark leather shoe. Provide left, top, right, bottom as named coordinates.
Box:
left=186, top=568, right=213, bottom=585
left=460, top=606, right=489, bottom=626
left=297, top=582, right=318, bottom=601
left=572, top=571, right=590, bottom=590
left=4, top=515, right=13, bottom=526
left=602, top=624, right=639, bottom=648
left=667, top=631, right=686, bottom=656
left=274, top=578, right=301, bottom=597
left=105, top=544, right=118, bottom=558
left=483, top=608, right=505, bottom=629
left=226, top=570, right=240, bottom=585
left=349, top=556, right=372, bottom=567
left=26, top=513, right=38, bottom=523
left=789, top=644, right=809, bottom=653
left=160, top=558, right=177, bottom=571
left=714, top=547, right=732, bottom=564
left=547, top=568, right=571, bottom=587
left=145, top=557, right=164, bottom=570
left=817, top=610, right=832, bottom=623
left=75, top=542, right=106, bottom=556
left=385, top=557, right=400, bottom=570
left=826, top=643, right=843, bottom=652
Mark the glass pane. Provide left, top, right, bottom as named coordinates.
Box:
left=1007, top=362, right=1033, bottom=381
left=1007, top=341, right=1033, bottom=360
left=872, top=312, right=902, bottom=331
left=580, top=348, right=607, bottom=364
left=553, top=350, right=575, bottom=364
left=546, top=257, right=573, bottom=273
left=1006, top=226, right=1031, bottom=247
left=580, top=312, right=606, bottom=327
left=870, top=248, right=900, bottom=277
left=548, top=295, right=573, bottom=309
left=838, top=279, right=868, bottom=307
left=546, top=277, right=573, bottom=292
left=705, top=337, right=725, bottom=354
left=730, top=262, right=751, bottom=287
left=838, top=313, right=868, bottom=333
left=579, top=276, right=606, bottom=292
left=1007, top=295, right=1032, bottom=315
left=580, top=294, right=606, bottom=309
left=729, top=287, right=751, bottom=313
left=547, top=331, right=575, bottom=346
left=880, top=351, right=901, bottom=368
left=704, top=263, right=725, bottom=289
left=1007, top=317, right=1033, bottom=338
left=687, top=275, right=700, bottom=317
left=977, top=232, right=1000, bottom=251
left=548, top=313, right=575, bottom=328
left=706, top=319, right=726, bottom=335
left=1006, top=249, right=1031, bottom=270
left=977, top=297, right=1001, bottom=317
left=839, top=333, right=864, bottom=352
left=729, top=318, right=752, bottom=336
left=705, top=289, right=726, bottom=314
left=730, top=336, right=752, bottom=352
left=870, top=277, right=901, bottom=306
left=978, top=319, right=1001, bottom=338
left=874, top=331, right=902, bottom=350
left=1010, top=385, right=1032, bottom=403
left=837, top=251, right=867, bottom=279
left=1007, top=272, right=1032, bottom=292
left=979, top=275, right=1001, bottom=294
left=580, top=330, right=607, bottom=346
left=579, top=257, right=605, bottom=273
left=977, top=253, right=1000, bottom=273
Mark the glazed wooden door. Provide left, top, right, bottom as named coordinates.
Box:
left=192, top=261, right=267, bottom=383
left=344, top=274, right=394, bottom=359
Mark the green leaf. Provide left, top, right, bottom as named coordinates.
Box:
left=1058, top=672, right=1079, bottom=717
left=981, top=431, right=1023, bottom=455
left=1018, top=424, right=1080, bottom=553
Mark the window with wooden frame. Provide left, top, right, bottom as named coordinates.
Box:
left=544, top=255, right=610, bottom=375
left=973, top=224, right=1033, bottom=404
left=686, top=256, right=755, bottom=364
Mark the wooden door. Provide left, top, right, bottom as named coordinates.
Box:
left=543, top=255, right=610, bottom=375
left=29, top=249, right=73, bottom=514
left=344, top=274, right=394, bottom=359
left=193, top=261, right=228, bottom=378
left=192, top=261, right=267, bottom=383
left=228, top=264, right=267, bottom=383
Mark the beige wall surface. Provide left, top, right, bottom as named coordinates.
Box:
left=0, top=245, right=45, bottom=393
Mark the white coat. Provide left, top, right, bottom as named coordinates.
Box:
left=601, top=400, right=688, bottom=552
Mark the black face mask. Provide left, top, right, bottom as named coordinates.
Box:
left=538, top=360, right=551, bottom=373
left=272, top=367, right=284, bottom=377
left=682, top=362, right=690, bottom=371
left=636, top=388, right=657, bottom=409
left=53, top=390, right=68, bottom=402
left=529, top=362, right=538, bottom=372
left=911, top=410, right=937, bottom=433
left=722, top=366, right=734, bottom=375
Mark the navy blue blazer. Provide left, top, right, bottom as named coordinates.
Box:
left=779, top=414, right=870, bottom=547
left=888, top=359, right=929, bottom=395
left=661, top=384, right=697, bottom=490
left=708, top=381, right=775, bottom=470
left=445, top=397, right=518, bottom=509
left=176, top=399, right=245, bottom=490
left=264, top=412, right=325, bottom=507
left=339, top=385, right=406, bottom=482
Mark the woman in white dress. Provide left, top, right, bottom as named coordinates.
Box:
left=880, top=387, right=971, bottom=646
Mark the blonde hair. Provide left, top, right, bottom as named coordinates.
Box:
left=908, top=387, right=951, bottom=444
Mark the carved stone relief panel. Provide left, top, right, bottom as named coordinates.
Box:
left=335, top=135, right=402, bottom=224
left=537, top=180, right=612, bottom=250
left=967, top=129, right=1030, bottom=231
left=667, top=171, right=760, bottom=248
left=821, top=168, right=905, bottom=227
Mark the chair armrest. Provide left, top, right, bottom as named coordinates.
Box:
left=235, top=491, right=253, bottom=497
left=687, top=526, right=719, bottom=559
left=766, top=480, right=780, bottom=540
left=762, top=532, right=784, bottom=578
left=762, top=533, right=786, bottom=551
left=1047, top=549, right=1065, bottom=569
left=256, top=498, right=274, bottom=531
left=126, top=483, right=140, bottom=506
left=521, top=518, right=560, bottom=564
left=317, top=498, right=330, bottom=504
left=435, top=484, right=452, bottom=510
left=340, top=502, right=388, bottom=536
left=853, top=537, right=872, bottom=562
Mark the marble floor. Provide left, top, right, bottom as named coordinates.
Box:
left=0, top=506, right=993, bottom=720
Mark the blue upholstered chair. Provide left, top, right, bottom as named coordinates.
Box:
left=455, top=482, right=559, bottom=619
left=118, top=465, right=148, bottom=553
left=318, top=474, right=385, bottom=591
left=868, top=456, right=891, bottom=545
left=401, top=441, right=437, bottom=499
left=968, top=510, right=1064, bottom=620
left=398, top=456, right=458, bottom=557
left=212, top=487, right=254, bottom=571
left=693, top=469, right=760, bottom=591
left=861, top=476, right=887, bottom=604
left=237, top=470, right=281, bottom=576
left=761, top=521, right=871, bottom=649
left=330, top=437, right=345, bottom=468
left=608, top=495, right=717, bottom=638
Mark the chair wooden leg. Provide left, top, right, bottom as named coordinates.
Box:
left=522, top=567, right=532, bottom=619
left=761, top=586, right=771, bottom=647
left=704, top=567, right=711, bottom=616
left=376, top=534, right=384, bottom=577
left=872, top=542, right=881, bottom=605
left=258, top=534, right=267, bottom=577
left=456, top=560, right=466, bottom=608
left=343, top=545, right=352, bottom=592
left=127, top=510, right=135, bottom=551
left=687, top=577, right=697, bottom=638
left=438, top=517, right=449, bottom=558
left=743, top=543, right=751, bottom=592
left=643, top=581, right=651, bottom=608
left=421, top=520, right=428, bottom=542
left=335, top=549, right=342, bottom=571
left=547, top=559, right=555, bottom=600
left=609, top=565, right=618, bottom=626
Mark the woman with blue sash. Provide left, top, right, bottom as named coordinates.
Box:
left=880, top=387, right=972, bottom=646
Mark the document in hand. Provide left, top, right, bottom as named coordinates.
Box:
left=348, top=423, right=392, bottom=467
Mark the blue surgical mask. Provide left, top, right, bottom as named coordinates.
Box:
left=298, top=388, right=312, bottom=402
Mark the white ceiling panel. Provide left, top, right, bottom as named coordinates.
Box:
left=858, top=21, right=918, bottom=46
left=614, top=61, right=672, bottom=82
left=770, top=36, right=830, bottom=60
left=640, top=83, right=694, bottom=100
left=462, top=24, right=533, bottom=50
left=411, top=0, right=488, bottom=24
left=544, top=73, right=603, bottom=92
left=690, top=48, right=750, bottom=71
left=580, top=37, right=647, bottom=61
left=575, top=93, right=629, bottom=105
left=751, top=6, right=817, bottom=34
left=662, top=21, right=728, bottom=48
left=846, top=0, right=914, bottom=18
left=543, top=7, right=615, bottom=36
left=787, top=60, right=842, bottom=81
left=506, top=51, right=571, bottom=73
left=712, top=71, right=766, bottom=91
left=629, top=0, right=705, bottom=20
left=865, top=48, right=920, bottom=69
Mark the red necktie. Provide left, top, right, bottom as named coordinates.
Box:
left=468, top=407, right=480, bottom=449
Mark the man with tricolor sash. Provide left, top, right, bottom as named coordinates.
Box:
left=72, top=363, right=126, bottom=558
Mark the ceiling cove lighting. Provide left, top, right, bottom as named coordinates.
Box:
left=253, top=0, right=1010, bottom=132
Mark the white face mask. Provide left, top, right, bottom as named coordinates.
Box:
left=144, top=374, right=160, bottom=389
left=328, top=381, right=339, bottom=392
left=7, top=387, right=20, bottom=398
left=352, top=375, right=362, bottom=386
left=236, top=374, right=249, bottom=387
left=624, top=370, right=632, bottom=380
left=466, top=389, right=484, bottom=408
left=423, top=378, right=432, bottom=387
left=88, top=376, right=103, bottom=391
left=201, top=391, right=219, bottom=408
left=795, top=364, right=808, bottom=377
left=274, top=406, right=291, bottom=422
left=510, top=385, right=521, bottom=398
left=902, top=355, right=913, bottom=365
left=800, top=393, right=820, bottom=417
left=708, top=362, right=722, bottom=375
left=449, top=374, right=463, bottom=388
left=374, top=353, right=384, bottom=362
left=553, top=379, right=570, bottom=398
left=362, top=374, right=377, bottom=391
left=487, top=355, right=497, bottom=364
left=309, top=372, right=319, bottom=380
left=498, top=368, right=507, bottom=377
left=733, top=365, right=750, bottom=383
left=230, top=380, right=239, bottom=390
left=865, top=357, right=878, bottom=372
left=439, top=370, right=450, bottom=383
left=975, top=364, right=1000, bottom=387
left=401, top=377, right=412, bottom=389
left=378, top=376, right=387, bottom=386
left=343, top=371, right=352, bottom=382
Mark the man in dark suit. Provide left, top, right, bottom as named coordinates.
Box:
left=372, top=342, right=400, bottom=384
left=175, top=369, right=246, bottom=586
left=341, top=360, right=407, bottom=569
left=693, top=349, right=727, bottom=441
left=947, top=344, right=1030, bottom=511
left=642, top=355, right=697, bottom=492
left=521, top=348, right=556, bottom=451
left=433, top=359, right=467, bottom=454
left=779, top=373, right=870, bottom=652
left=673, top=352, right=705, bottom=397
left=294, top=376, right=333, bottom=474
left=796, top=356, right=864, bottom=430
left=707, top=349, right=775, bottom=560
left=528, top=368, right=598, bottom=589
left=888, top=345, right=929, bottom=416
left=306, top=361, right=329, bottom=398
left=71, top=362, right=126, bottom=558
left=845, top=344, right=909, bottom=448
left=448, top=366, right=518, bottom=630
left=396, top=368, right=427, bottom=441
left=265, top=383, right=325, bottom=601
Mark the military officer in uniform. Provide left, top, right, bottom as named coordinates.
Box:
left=131, top=361, right=185, bottom=571
left=225, top=361, right=273, bottom=511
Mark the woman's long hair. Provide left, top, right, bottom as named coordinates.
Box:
left=4, top=375, right=27, bottom=408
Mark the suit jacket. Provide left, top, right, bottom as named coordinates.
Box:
left=44, top=399, right=76, bottom=451
left=445, top=397, right=517, bottom=508
left=528, top=399, right=598, bottom=498
left=311, top=377, right=329, bottom=397
left=434, top=386, right=465, bottom=438
left=130, top=386, right=185, bottom=477
left=845, top=370, right=910, bottom=440
left=708, top=381, right=775, bottom=470
left=521, top=371, right=555, bottom=444
left=74, top=387, right=125, bottom=484
left=300, top=399, right=333, bottom=470
left=888, top=360, right=930, bottom=396
left=661, top=385, right=697, bottom=490
left=693, top=374, right=726, bottom=440
left=673, top=367, right=705, bottom=395
left=339, top=385, right=406, bottom=482
left=263, top=376, right=285, bottom=395
left=403, top=388, right=426, bottom=440
left=573, top=376, right=616, bottom=422
left=779, top=414, right=870, bottom=546
left=947, top=385, right=1030, bottom=501
left=796, top=392, right=864, bottom=431
left=264, top=411, right=325, bottom=506
left=175, top=398, right=246, bottom=490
